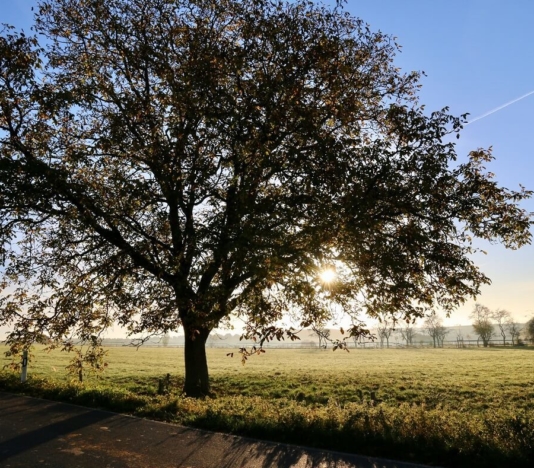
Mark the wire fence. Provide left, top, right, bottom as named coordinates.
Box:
left=100, top=338, right=533, bottom=349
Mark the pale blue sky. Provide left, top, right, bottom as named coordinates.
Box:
left=335, top=0, right=534, bottom=324
left=1, top=1, right=533, bottom=326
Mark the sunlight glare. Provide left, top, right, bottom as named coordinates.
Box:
left=319, top=268, right=336, bottom=284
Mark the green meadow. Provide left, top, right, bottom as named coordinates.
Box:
left=1, top=346, right=533, bottom=467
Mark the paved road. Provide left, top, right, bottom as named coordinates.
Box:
left=0, top=392, right=433, bottom=468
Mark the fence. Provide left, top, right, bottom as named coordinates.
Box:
left=100, top=338, right=532, bottom=349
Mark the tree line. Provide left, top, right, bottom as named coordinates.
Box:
left=309, top=304, right=534, bottom=349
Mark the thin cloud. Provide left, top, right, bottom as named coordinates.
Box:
left=465, top=89, right=534, bottom=125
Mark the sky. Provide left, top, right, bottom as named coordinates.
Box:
left=331, top=0, right=534, bottom=326
left=0, top=0, right=533, bottom=331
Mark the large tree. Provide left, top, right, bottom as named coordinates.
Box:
left=0, top=0, right=531, bottom=396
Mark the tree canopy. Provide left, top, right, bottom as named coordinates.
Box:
left=1, top=0, right=532, bottom=396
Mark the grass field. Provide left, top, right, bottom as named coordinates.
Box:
left=1, top=346, right=534, bottom=467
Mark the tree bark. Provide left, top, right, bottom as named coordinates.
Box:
left=182, top=326, right=211, bottom=397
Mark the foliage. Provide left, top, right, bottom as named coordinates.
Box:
left=471, top=304, right=494, bottom=347
left=64, top=339, right=108, bottom=383
left=0, top=0, right=532, bottom=395
left=2, top=346, right=534, bottom=468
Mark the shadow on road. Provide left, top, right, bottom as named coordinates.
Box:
left=0, top=395, right=113, bottom=463
left=178, top=425, right=413, bottom=468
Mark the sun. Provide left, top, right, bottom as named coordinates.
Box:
left=319, top=268, right=336, bottom=284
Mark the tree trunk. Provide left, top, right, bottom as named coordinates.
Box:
left=183, top=326, right=210, bottom=397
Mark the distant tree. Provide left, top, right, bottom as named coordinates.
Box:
left=399, top=322, right=417, bottom=347
left=351, top=333, right=360, bottom=348
left=351, top=329, right=366, bottom=348
left=455, top=327, right=465, bottom=348
left=0, top=0, right=532, bottom=397
left=470, top=304, right=494, bottom=347
left=207, top=332, right=229, bottom=348
left=162, top=334, right=171, bottom=348
left=424, top=313, right=448, bottom=348
left=377, top=318, right=394, bottom=348
left=310, top=325, right=330, bottom=349
left=437, top=326, right=449, bottom=347
left=526, top=318, right=534, bottom=344
left=491, top=308, right=511, bottom=345
left=505, top=319, right=522, bottom=346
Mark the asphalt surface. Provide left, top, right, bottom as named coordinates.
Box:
left=0, top=392, right=434, bottom=468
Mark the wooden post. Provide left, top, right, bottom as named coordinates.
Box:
left=21, top=350, right=28, bottom=383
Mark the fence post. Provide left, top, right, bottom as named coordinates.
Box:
left=21, top=350, right=28, bottom=383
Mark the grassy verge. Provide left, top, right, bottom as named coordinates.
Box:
left=1, top=347, right=533, bottom=467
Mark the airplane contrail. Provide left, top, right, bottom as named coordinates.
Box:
left=465, top=89, right=534, bottom=125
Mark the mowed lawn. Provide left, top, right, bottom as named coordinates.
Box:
left=1, top=346, right=534, bottom=467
